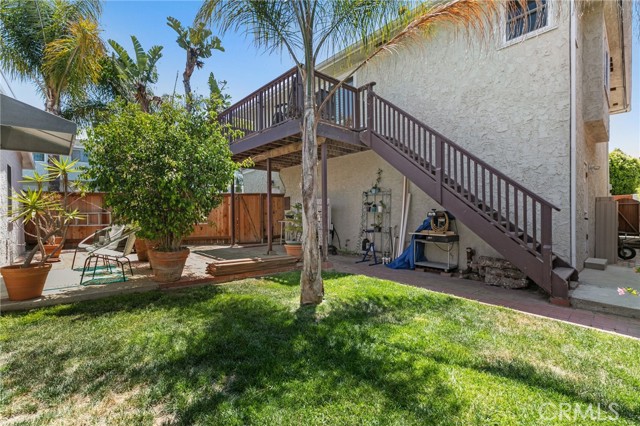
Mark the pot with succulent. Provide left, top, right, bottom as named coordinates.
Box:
left=84, top=99, right=238, bottom=282
left=1, top=158, right=83, bottom=301
left=284, top=203, right=303, bottom=259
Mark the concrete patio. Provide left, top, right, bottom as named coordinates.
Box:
left=2, top=244, right=640, bottom=340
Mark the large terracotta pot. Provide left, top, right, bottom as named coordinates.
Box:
left=134, top=238, right=149, bottom=262
left=144, top=240, right=160, bottom=269
left=1, top=263, right=52, bottom=301
left=148, top=248, right=190, bottom=283
left=284, top=243, right=302, bottom=260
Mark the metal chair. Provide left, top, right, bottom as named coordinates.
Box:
left=71, top=225, right=134, bottom=268
left=80, top=232, right=137, bottom=285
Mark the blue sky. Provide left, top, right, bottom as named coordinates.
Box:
left=3, top=0, right=639, bottom=156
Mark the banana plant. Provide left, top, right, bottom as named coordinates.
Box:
left=167, top=16, right=223, bottom=111
left=108, top=35, right=163, bottom=113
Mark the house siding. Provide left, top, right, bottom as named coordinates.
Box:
left=282, top=6, right=578, bottom=267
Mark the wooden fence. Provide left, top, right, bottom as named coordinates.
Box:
left=615, top=195, right=639, bottom=236
left=25, top=193, right=286, bottom=246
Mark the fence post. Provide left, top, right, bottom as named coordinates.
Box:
left=541, top=205, right=553, bottom=296
left=354, top=88, right=361, bottom=130
left=366, top=83, right=376, bottom=147
left=435, top=137, right=443, bottom=204
left=258, top=92, right=264, bottom=131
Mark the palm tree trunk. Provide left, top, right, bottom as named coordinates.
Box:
left=45, top=93, right=62, bottom=192
left=184, top=51, right=196, bottom=112
left=299, top=67, right=323, bottom=305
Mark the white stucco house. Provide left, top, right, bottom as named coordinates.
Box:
left=0, top=84, right=34, bottom=266
left=0, top=85, right=77, bottom=267
left=221, top=0, right=633, bottom=303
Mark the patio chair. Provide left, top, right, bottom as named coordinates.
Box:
left=71, top=225, right=130, bottom=268
left=80, top=231, right=137, bottom=285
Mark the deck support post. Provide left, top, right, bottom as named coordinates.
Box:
left=230, top=180, right=236, bottom=246
left=321, top=142, right=329, bottom=261
left=267, top=159, right=273, bottom=254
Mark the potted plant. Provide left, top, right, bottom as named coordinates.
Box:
left=1, top=159, right=83, bottom=300
left=84, top=98, right=238, bottom=282
left=284, top=203, right=303, bottom=259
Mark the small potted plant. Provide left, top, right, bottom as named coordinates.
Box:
left=284, top=203, right=303, bottom=259
left=1, top=159, right=83, bottom=300
left=370, top=168, right=383, bottom=194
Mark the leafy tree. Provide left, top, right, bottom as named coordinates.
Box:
left=84, top=98, right=237, bottom=251
left=167, top=16, right=224, bottom=111
left=609, top=149, right=640, bottom=195
left=108, top=36, right=163, bottom=113
left=0, top=0, right=105, bottom=115
left=197, top=0, right=503, bottom=305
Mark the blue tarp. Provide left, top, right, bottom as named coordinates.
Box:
left=386, top=218, right=432, bottom=270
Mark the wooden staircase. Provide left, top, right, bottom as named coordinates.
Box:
left=218, top=68, right=578, bottom=303
left=358, top=85, right=577, bottom=303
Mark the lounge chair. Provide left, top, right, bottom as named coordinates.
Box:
left=71, top=225, right=132, bottom=268
left=80, top=231, right=137, bottom=285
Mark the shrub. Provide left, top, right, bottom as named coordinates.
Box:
left=84, top=99, right=237, bottom=251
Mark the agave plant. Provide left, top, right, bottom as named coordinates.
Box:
left=11, top=158, right=84, bottom=266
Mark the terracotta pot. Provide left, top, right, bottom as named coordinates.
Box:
left=148, top=248, right=190, bottom=283
left=284, top=243, right=303, bottom=260
left=44, top=242, right=62, bottom=262
left=134, top=238, right=149, bottom=262
left=144, top=240, right=160, bottom=269
left=1, top=263, right=52, bottom=301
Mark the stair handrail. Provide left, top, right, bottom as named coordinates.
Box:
left=362, top=86, right=560, bottom=212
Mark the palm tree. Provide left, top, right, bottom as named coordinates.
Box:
left=197, top=0, right=502, bottom=305
left=0, top=0, right=105, bottom=115
left=0, top=0, right=105, bottom=191
left=108, top=36, right=163, bottom=113
left=167, top=16, right=224, bottom=111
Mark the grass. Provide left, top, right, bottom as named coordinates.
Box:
left=1, top=272, right=639, bottom=425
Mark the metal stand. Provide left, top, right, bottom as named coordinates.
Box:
left=356, top=230, right=381, bottom=266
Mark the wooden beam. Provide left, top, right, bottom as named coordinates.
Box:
left=267, top=158, right=273, bottom=254
left=251, top=137, right=327, bottom=164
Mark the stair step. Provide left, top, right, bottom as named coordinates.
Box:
left=553, top=267, right=575, bottom=282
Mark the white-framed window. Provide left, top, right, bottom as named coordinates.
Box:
left=504, top=0, right=551, bottom=43
left=33, top=152, right=45, bottom=162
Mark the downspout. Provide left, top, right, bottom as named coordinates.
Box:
left=570, top=0, right=577, bottom=267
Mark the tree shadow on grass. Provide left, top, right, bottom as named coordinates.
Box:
left=5, top=272, right=638, bottom=424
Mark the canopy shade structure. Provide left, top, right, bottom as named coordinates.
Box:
left=0, top=94, right=76, bottom=155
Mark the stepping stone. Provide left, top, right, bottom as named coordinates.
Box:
left=584, top=258, right=608, bottom=271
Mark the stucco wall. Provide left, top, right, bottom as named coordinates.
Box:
left=353, top=12, right=572, bottom=261
left=0, top=150, right=26, bottom=267
left=573, top=2, right=614, bottom=269
left=241, top=170, right=284, bottom=194
left=281, top=150, right=501, bottom=266
left=284, top=7, right=574, bottom=265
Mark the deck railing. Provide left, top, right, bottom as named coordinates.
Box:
left=219, top=68, right=360, bottom=144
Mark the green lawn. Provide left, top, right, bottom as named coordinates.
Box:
left=1, top=272, right=639, bottom=425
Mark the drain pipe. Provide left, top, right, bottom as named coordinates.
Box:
left=570, top=0, right=577, bottom=267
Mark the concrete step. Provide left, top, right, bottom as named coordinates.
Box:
left=570, top=265, right=640, bottom=319
left=584, top=257, right=608, bottom=271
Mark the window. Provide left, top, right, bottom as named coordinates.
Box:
left=506, top=0, right=549, bottom=41
left=33, top=153, right=45, bottom=161
left=603, top=29, right=610, bottom=93
left=71, top=148, right=89, bottom=163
